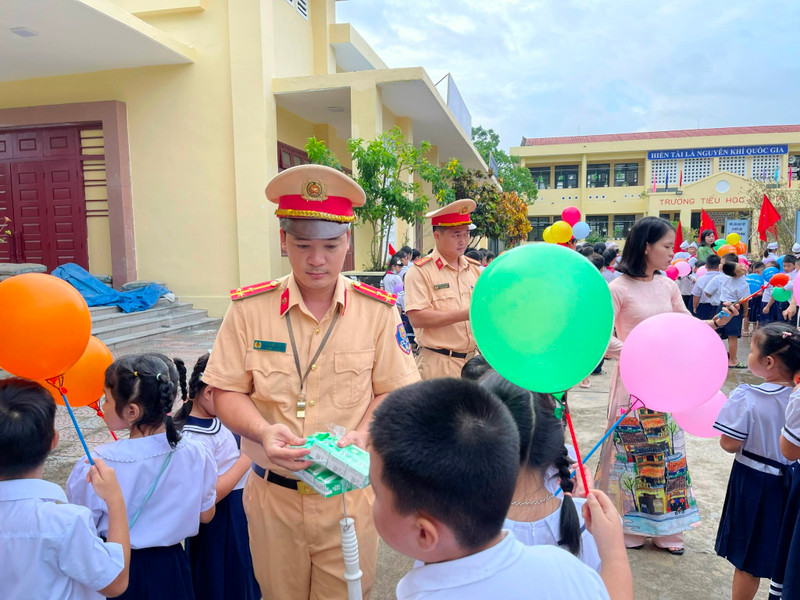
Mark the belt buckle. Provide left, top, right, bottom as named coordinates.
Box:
left=297, top=481, right=317, bottom=495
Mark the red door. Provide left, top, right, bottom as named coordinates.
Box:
left=1, top=127, right=88, bottom=271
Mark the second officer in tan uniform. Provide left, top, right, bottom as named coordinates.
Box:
left=202, top=164, right=420, bottom=600
left=404, top=199, right=482, bottom=379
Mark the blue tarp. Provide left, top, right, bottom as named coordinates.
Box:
left=52, top=263, right=171, bottom=313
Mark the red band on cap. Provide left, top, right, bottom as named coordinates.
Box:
left=431, top=212, right=473, bottom=227
left=277, top=194, right=355, bottom=222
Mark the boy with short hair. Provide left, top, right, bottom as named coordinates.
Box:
left=705, top=261, right=750, bottom=368
left=692, top=254, right=722, bottom=318
left=369, top=378, right=622, bottom=599
left=0, top=378, right=130, bottom=599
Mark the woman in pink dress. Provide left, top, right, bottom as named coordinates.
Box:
left=595, top=217, right=737, bottom=555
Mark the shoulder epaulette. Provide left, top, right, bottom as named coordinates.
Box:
left=465, top=256, right=481, bottom=266
left=351, top=281, right=397, bottom=306
left=414, top=256, right=433, bottom=267
left=230, top=280, right=281, bottom=301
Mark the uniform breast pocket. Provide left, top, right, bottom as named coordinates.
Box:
left=244, top=351, right=295, bottom=412
left=431, top=289, right=458, bottom=310
left=332, top=349, right=374, bottom=409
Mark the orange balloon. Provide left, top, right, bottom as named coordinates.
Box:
left=38, top=336, right=113, bottom=407
left=734, top=242, right=747, bottom=255
left=0, top=273, right=91, bottom=379
left=770, top=273, right=791, bottom=288
left=716, top=244, right=736, bottom=257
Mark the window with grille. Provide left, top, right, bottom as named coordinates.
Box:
left=587, top=215, right=609, bottom=238
left=612, top=215, right=636, bottom=239
left=296, top=0, right=308, bottom=19
left=527, top=217, right=551, bottom=241
left=751, top=155, right=781, bottom=181
left=683, top=157, right=711, bottom=184
left=614, top=163, right=639, bottom=186
left=528, top=166, right=551, bottom=189
left=650, top=160, right=679, bottom=186
left=719, top=156, right=746, bottom=177
left=587, top=164, right=610, bottom=188
left=554, top=165, right=579, bottom=189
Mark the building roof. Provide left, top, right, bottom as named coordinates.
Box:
left=521, top=124, right=800, bottom=147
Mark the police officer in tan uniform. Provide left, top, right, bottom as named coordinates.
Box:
left=404, top=199, right=482, bottom=379
left=202, top=164, right=420, bottom=600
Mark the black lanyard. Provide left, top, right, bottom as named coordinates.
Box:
left=285, top=309, right=340, bottom=419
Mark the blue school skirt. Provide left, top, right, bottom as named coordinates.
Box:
left=695, top=303, right=715, bottom=320
left=717, top=305, right=743, bottom=339
left=748, top=297, right=761, bottom=323
left=770, top=463, right=800, bottom=599
left=716, top=459, right=788, bottom=578
left=759, top=301, right=780, bottom=323
left=185, top=489, right=260, bottom=600
left=110, top=543, right=193, bottom=600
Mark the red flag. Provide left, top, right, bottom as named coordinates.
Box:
left=700, top=209, right=718, bottom=239
left=388, top=243, right=396, bottom=256
left=679, top=170, right=683, bottom=188
left=674, top=219, right=683, bottom=251
left=757, top=194, right=782, bottom=242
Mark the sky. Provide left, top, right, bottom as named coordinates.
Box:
left=336, top=0, right=800, bottom=151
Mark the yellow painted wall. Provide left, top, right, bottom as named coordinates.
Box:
left=273, top=0, right=314, bottom=78
left=0, top=0, right=240, bottom=316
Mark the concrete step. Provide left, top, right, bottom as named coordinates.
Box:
left=90, top=302, right=194, bottom=330
left=100, top=317, right=221, bottom=350
left=92, top=308, right=209, bottom=339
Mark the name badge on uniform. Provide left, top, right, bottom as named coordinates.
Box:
left=434, top=283, right=450, bottom=290
left=253, top=340, right=287, bottom=352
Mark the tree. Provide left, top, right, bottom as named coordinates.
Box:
left=305, top=127, right=434, bottom=270
left=471, top=125, right=538, bottom=201
left=0, top=217, right=10, bottom=245
left=743, top=179, right=800, bottom=253
left=620, top=473, right=639, bottom=513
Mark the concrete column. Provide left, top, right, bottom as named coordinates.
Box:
left=579, top=153, right=588, bottom=217
left=394, top=116, right=414, bottom=250
left=228, top=1, right=281, bottom=284
left=310, top=0, right=336, bottom=75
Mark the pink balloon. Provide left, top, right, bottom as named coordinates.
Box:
left=738, top=256, right=749, bottom=266
left=675, top=261, right=691, bottom=277
left=620, top=313, right=729, bottom=412
left=665, top=265, right=679, bottom=280
left=561, top=206, right=581, bottom=226
left=794, top=278, right=800, bottom=305
left=673, top=391, right=728, bottom=438
left=696, top=266, right=708, bottom=278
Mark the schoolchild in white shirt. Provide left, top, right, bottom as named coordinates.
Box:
left=369, top=378, right=630, bottom=600
left=67, top=354, right=217, bottom=600
left=713, top=323, right=800, bottom=600
left=704, top=261, right=750, bottom=368
left=479, top=373, right=602, bottom=572
left=0, top=378, right=130, bottom=600
left=692, top=254, right=722, bottom=319
left=176, top=354, right=259, bottom=600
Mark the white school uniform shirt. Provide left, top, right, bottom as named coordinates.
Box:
left=503, top=497, right=602, bottom=573
left=601, top=268, right=619, bottom=283
left=782, top=388, right=800, bottom=450
left=705, top=274, right=750, bottom=304
left=0, top=479, right=124, bottom=600
left=396, top=531, right=608, bottom=600
left=676, top=273, right=696, bottom=295
left=691, top=271, right=720, bottom=304
left=762, top=284, right=774, bottom=303
left=67, top=433, right=217, bottom=549
left=713, top=383, right=793, bottom=475
left=182, top=416, right=249, bottom=491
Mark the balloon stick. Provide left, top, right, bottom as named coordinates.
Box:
left=562, top=397, right=589, bottom=494
left=46, top=377, right=94, bottom=465
left=89, top=401, right=118, bottom=441
left=340, top=494, right=362, bottom=600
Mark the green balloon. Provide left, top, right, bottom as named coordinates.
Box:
left=713, top=239, right=725, bottom=249
left=470, top=244, right=614, bottom=393
left=772, top=287, right=791, bottom=302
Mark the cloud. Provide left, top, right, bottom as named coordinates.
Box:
left=336, top=0, right=800, bottom=151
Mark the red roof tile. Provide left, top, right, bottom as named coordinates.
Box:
left=522, top=125, right=800, bottom=147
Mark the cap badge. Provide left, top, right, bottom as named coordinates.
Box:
left=302, top=180, right=328, bottom=202
left=459, top=206, right=469, bottom=214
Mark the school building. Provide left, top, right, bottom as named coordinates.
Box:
left=0, top=0, right=484, bottom=316
left=511, top=125, right=800, bottom=246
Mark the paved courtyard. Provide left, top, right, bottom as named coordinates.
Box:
left=43, top=325, right=765, bottom=599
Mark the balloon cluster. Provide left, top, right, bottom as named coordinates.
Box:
left=0, top=274, right=112, bottom=407
left=542, top=206, right=591, bottom=243
left=713, top=232, right=747, bottom=257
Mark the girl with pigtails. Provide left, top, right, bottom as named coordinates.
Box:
left=479, top=371, right=602, bottom=572
left=67, top=354, right=217, bottom=600
left=175, top=354, right=260, bottom=600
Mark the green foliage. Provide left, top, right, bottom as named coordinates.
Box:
left=0, top=216, right=10, bottom=244
left=471, top=125, right=538, bottom=201
left=305, top=128, right=434, bottom=270
left=744, top=179, right=800, bottom=251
